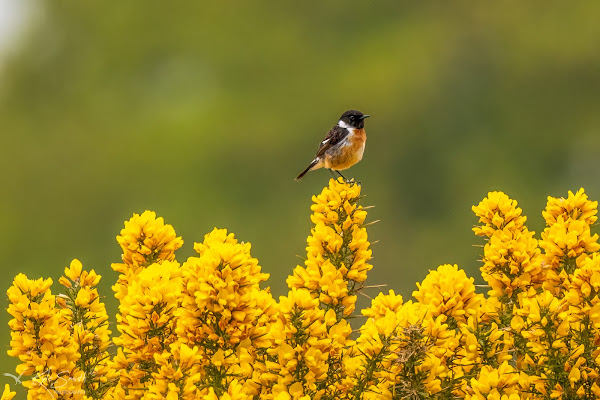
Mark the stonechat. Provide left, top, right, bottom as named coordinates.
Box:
left=295, top=110, right=370, bottom=181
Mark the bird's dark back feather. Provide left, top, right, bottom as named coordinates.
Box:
left=315, top=125, right=350, bottom=158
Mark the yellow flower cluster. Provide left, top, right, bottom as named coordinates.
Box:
left=6, top=181, right=600, bottom=400
left=58, top=259, right=115, bottom=397
left=270, top=179, right=369, bottom=399
left=180, top=228, right=271, bottom=349
left=287, top=178, right=372, bottom=318
left=7, top=274, right=82, bottom=399
left=116, top=210, right=184, bottom=268
left=465, top=361, right=526, bottom=400
left=109, top=219, right=274, bottom=399
left=473, top=191, right=544, bottom=300
left=112, top=210, right=183, bottom=300
left=474, top=189, right=600, bottom=399
left=267, top=288, right=332, bottom=398
left=111, top=260, right=183, bottom=397
left=540, top=189, right=600, bottom=275
left=176, top=228, right=273, bottom=399
left=413, top=264, right=482, bottom=327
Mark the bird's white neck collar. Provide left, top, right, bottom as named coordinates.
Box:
left=338, top=120, right=354, bottom=130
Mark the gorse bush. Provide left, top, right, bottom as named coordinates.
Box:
left=4, top=179, right=600, bottom=400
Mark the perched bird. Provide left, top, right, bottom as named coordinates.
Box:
left=295, top=110, right=370, bottom=181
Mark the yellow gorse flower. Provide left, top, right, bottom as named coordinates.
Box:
left=413, top=264, right=483, bottom=327
left=117, top=210, right=183, bottom=267
left=112, top=210, right=183, bottom=300
left=567, top=253, right=600, bottom=307
left=6, top=182, right=600, bottom=400
left=58, top=258, right=115, bottom=398
left=0, top=385, right=15, bottom=400
left=542, top=188, right=598, bottom=226
left=177, top=228, right=273, bottom=398
left=288, top=178, right=372, bottom=320
left=540, top=189, right=600, bottom=275
left=112, top=260, right=182, bottom=397
left=474, top=191, right=544, bottom=300
left=466, top=362, right=522, bottom=400
left=473, top=191, right=527, bottom=238
left=7, top=274, right=82, bottom=398
left=268, top=287, right=330, bottom=398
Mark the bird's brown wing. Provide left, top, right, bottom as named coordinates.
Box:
left=315, top=125, right=349, bottom=158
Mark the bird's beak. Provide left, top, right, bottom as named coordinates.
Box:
left=361, top=115, right=370, bottom=120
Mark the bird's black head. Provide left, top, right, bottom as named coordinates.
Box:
left=339, top=110, right=370, bottom=129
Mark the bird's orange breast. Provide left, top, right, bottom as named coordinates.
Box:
left=324, top=128, right=367, bottom=171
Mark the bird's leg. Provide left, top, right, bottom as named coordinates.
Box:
left=335, top=170, right=351, bottom=183
left=329, top=169, right=357, bottom=185
left=337, top=170, right=360, bottom=185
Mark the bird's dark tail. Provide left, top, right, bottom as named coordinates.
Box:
left=295, top=159, right=319, bottom=181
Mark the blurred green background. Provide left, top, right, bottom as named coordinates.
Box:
left=2, top=1, right=600, bottom=383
